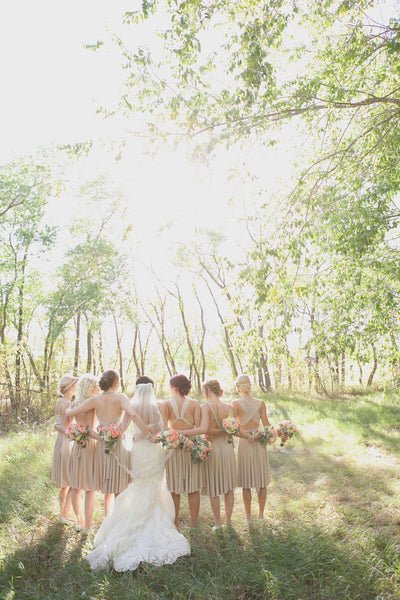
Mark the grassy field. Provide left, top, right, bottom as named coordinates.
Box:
left=1, top=390, right=400, bottom=599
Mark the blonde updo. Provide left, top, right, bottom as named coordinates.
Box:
left=202, top=379, right=224, bottom=398
left=235, top=374, right=252, bottom=393
left=59, top=374, right=79, bottom=395
left=74, top=373, right=99, bottom=406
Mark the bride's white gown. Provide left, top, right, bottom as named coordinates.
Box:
left=86, top=440, right=190, bottom=571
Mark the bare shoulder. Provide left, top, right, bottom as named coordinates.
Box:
left=231, top=398, right=240, bottom=407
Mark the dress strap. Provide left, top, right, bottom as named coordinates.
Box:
left=240, top=398, right=261, bottom=426
left=169, top=397, right=193, bottom=426
left=207, top=404, right=222, bottom=429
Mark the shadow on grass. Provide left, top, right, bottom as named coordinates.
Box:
left=270, top=392, right=400, bottom=455
left=0, top=439, right=56, bottom=525
left=0, top=518, right=391, bottom=600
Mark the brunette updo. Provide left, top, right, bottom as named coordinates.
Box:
left=136, top=376, right=154, bottom=386
left=170, top=374, right=191, bottom=396
left=99, top=369, right=119, bottom=391
left=202, top=379, right=224, bottom=398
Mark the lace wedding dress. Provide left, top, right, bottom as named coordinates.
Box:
left=86, top=384, right=190, bottom=571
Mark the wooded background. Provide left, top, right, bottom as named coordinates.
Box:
left=1, top=0, right=399, bottom=420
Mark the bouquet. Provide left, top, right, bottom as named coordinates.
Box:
left=276, top=420, right=297, bottom=446
left=258, top=425, right=278, bottom=447
left=222, top=417, right=241, bottom=442
left=99, top=425, right=123, bottom=454
left=159, top=429, right=185, bottom=450
left=191, top=435, right=212, bottom=464
left=65, top=423, right=90, bottom=447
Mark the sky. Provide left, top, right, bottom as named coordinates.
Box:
left=0, top=0, right=300, bottom=302
left=1, top=0, right=396, bottom=264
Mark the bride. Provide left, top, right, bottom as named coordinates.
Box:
left=86, top=381, right=190, bottom=571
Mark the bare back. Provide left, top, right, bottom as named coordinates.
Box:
left=93, top=391, right=127, bottom=426
left=164, top=396, right=201, bottom=431
left=206, top=400, right=232, bottom=437
left=233, top=395, right=269, bottom=431
left=69, top=403, right=97, bottom=429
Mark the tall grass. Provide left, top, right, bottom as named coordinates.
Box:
left=1, top=391, right=400, bottom=599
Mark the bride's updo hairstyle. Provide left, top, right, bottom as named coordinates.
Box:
left=136, top=376, right=154, bottom=385
left=170, top=374, right=191, bottom=396
left=99, top=369, right=119, bottom=391
left=59, top=374, right=78, bottom=395
left=202, top=379, right=224, bottom=398
left=235, top=374, right=252, bottom=393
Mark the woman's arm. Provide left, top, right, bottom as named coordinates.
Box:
left=86, top=410, right=101, bottom=441
left=260, top=402, right=271, bottom=427
left=55, top=401, right=70, bottom=433
left=157, top=401, right=169, bottom=429
left=120, top=411, right=132, bottom=433
left=66, top=396, right=96, bottom=417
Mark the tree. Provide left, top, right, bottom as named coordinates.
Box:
left=0, top=158, right=57, bottom=412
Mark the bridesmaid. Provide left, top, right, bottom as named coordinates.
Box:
left=51, top=373, right=78, bottom=525
left=232, top=374, right=271, bottom=522
left=67, top=369, right=156, bottom=517
left=68, top=373, right=100, bottom=533
left=160, top=374, right=202, bottom=528
left=180, top=379, right=237, bottom=529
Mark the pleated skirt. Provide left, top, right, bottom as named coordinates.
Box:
left=68, top=437, right=98, bottom=491
left=166, top=447, right=202, bottom=494
left=51, top=432, right=71, bottom=488
left=203, top=436, right=237, bottom=497
left=237, top=438, right=271, bottom=492
left=94, top=437, right=132, bottom=494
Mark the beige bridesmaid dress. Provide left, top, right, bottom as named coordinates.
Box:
left=202, top=404, right=237, bottom=497
left=165, top=397, right=202, bottom=494
left=51, top=414, right=72, bottom=488
left=95, top=416, right=132, bottom=494
left=236, top=398, right=271, bottom=492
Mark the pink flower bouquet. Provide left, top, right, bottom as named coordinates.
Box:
left=222, top=417, right=241, bottom=442
left=191, top=435, right=212, bottom=464
left=258, top=425, right=278, bottom=446
left=159, top=429, right=185, bottom=450
left=65, top=423, right=90, bottom=447
left=276, top=420, right=297, bottom=446
left=99, top=425, right=123, bottom=454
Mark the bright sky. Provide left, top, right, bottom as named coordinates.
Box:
left=0, top=0, right=298, bottom=300
left=2, top=0, right=394, bottom=262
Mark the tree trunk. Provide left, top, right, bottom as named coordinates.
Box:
left=174, top=284, right=201, bottom=392
left=24, top=344, right=45, bottom=392
left=113, top=312, right=125, bottom=391
left=203, top=278, right=238, bottom=378
left=86, top=315, right=93, bottom=373
left=73, top=311, right=81, bottom=376
left=194, top=287, right=207, bottom=382
left=367, top=342, right=378, bottom=386
left=357, top=359, right=363, bottom=385
left=132, top=328, right=142, bottom=379
left=15, top=249, right=28, bottom=412
left=98, top=329, right=104, bottom=374
left=341, top=351, right=345, bottom=386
